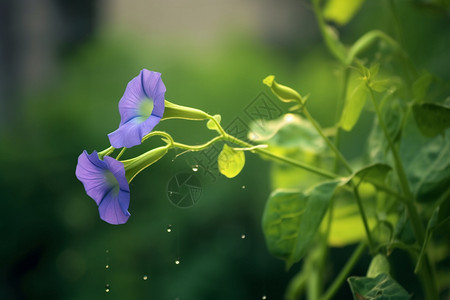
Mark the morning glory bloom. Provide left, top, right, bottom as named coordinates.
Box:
left=75, top=150, right=131, bottom=225
left=108, top=69, right=166, bottom=148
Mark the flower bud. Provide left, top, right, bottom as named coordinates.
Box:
left=162, top=100, right=209, bottom=121
left=263, top=75, right=303, bottom=104
left=122, top=146, right=169, bottom=182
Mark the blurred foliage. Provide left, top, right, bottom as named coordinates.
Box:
left=1, top=0, right=449, bottom=299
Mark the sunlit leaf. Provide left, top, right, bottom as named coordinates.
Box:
left=323, top=187, right=379, bottom=247
left=340, top=81, right=368, bottom=131
left=367, top=254, right=390, bottom=278
left=412, top=102, right=450, bottom=137
left=323, top=0, right=366, bottom=26
left=348, top=273, right=410, bottom=300
left=248, top=114, right=325, bottom=152
left=262, top=180, right=341, bottom=269
left=218, top=144, right=245, bottom=178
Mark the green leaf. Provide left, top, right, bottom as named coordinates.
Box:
left=367, top=254, right=390, bottom=278
left=412, top=72, right=433, bottom=102
left=350, top=163, right=392, bottom=187
left=368, top=98, right=405, bottom=162
left=262, top=180, right=341, bottom=269
left=348, top=274, right=410, bottom=300
left=401, top=116, right=450, bottom=202
left=340, top=81, right=368, bottom=131
left=206, top=114, right=221, bottom=130
left=323, top=0, right=366, bottom=26
left=412, top=102, right=450, bottom=137
left=248, top=114, right=326, bottom=152
left=218, top=144, right=245, bottom=178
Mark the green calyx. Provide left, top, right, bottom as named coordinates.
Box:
left=162, top=100, right=209, bottom=121
left=122, top=145, right=170, bottom=182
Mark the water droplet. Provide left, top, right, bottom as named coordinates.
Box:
left=242, top=185, right=246, bottom=189
left=105, top=264, right=110, bottom=269
left=167, top=224, right=172, bottom=233
left=241, top=234, right=246, bottom=239
left=175, top=259, right=180, bottom=265
left=192, top=165, right=199, bottom=172
left=262, top=296, right=267, bottom=300
left=143, top=275, right=148, bottom=280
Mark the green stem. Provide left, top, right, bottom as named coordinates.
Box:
left=115, top=147, right=126, bottom=160
left=320, top=242, right=367, bottom=300
left=98, top=146, right=115, bottom=159
left=172, top=136, right=223, bottom=152
left=368, top=88, right=421, bottom=236
left=207, top=114, right=339, bottom=179
left=303, top=108, right=353, bottom=174
left=368, top=87, right=438, bottom=299
left=226, top=134, right=338, bottom=180
left=302, top=106, right=378, bottom=250
left=333, top=68, right=350, bottom=173
left=353, top=187, right=375, bottom=253
left=312, top=0, right=347, bottom=64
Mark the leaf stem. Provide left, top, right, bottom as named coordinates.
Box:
left=368, top=87, right=438, bottom=299
left=303, top=108, right=353, bottom=174
left=353, top=187, right=375, bottom=253
left=301, top=106, right=377, bottom=251
left=320, top=242, right=367, bottom=300
left=207, top=113, right=340, bottom=179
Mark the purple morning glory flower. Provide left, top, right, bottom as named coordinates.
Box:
left=75, top=150, right=131, bottom=225
left=108, top=69, right=166, bottom=148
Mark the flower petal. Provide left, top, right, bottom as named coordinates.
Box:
left=108, top=69, right=166, bottom=148
left=75, top=150, right=131, bottom=225
left=98, top=189, right=130, bottom=225
left=76, top=151, right=110, bottom=205
left=141, top=70, right=166, bottom=118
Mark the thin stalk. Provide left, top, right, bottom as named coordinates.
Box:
left=225, top=133, right=338, bottom=180
left=333, top=68, right=350, bottom=173
left=320, top=242, right=367, bottom=300
left=368, top=88, right=422, bottom=238
left=353, top=187, right=375, bottom=252
left=208, top=114, right=340, bottom=179
left=303, top=108, right=353, bottom=174
left=301, top=105, right=377, bottom=250
left=115, top=147, right=126, bottom=160
left=172, top=136, right=223, bottom=152
left=98, top=146, right=115, bottom=159
left=368, top=87, right=437, bottom=299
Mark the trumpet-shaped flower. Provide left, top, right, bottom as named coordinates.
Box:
left=75, top=150, right=130, bottom=225
left=108, top=69, right=166, bottom=148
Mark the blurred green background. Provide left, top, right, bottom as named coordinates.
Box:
left=0, top=0, right=449, bottom=299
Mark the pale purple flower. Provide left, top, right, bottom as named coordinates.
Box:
left=108, top=69, right=166, bottom=148
left=75, top=150, right=130, bottom=225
